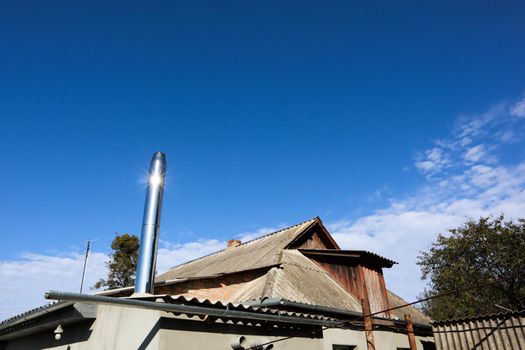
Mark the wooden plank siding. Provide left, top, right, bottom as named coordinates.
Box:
left=308, top=257, right=390, bottom=318
left=362, top=265, right=390, bottom=318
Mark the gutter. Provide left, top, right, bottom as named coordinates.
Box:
left=45, top=291, right=340, bottom=327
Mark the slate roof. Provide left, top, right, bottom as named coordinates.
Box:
left=157, top=217, right=365, bottom=312
left=157, top=217, right=318, bottom=280
left=156, top=217, right=430, bottom=324
left=387, top=290, right=432, bottom=324
left=261, top=250, right=363, bottom=311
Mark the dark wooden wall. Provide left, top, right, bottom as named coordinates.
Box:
left=310, top=257, right=390, bottom=318
left=362, top=265, right=390, bottom=318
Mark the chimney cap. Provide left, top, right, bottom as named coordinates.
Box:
left=227, top=239, right=241, bottom=248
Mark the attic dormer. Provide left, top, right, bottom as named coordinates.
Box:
left=300, top=248, right=396, bottom=318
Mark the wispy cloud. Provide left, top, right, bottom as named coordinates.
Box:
left=235, top=226, right=285, bottom=242
left=415, top=147, right=450, bottom=175
left=464, top=144, right=487, bottom=163
left=510, top=94, right=525, bottom=118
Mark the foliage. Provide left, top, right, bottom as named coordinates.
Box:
left=417, top=215, right=525, bottom=320
left=93, top=233, right=139, bottom=290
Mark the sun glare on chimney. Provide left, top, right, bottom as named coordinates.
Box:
left=149, top=173, right=163, bottom=187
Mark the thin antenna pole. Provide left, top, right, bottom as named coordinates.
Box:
left=80, top=241, right=90, bottom=293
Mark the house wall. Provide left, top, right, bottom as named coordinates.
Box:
left=4, top=305, right=161, bottom=350
left=323, top=328, right=434, bottom=350
left=155, top=268, right=268, bottom=302
left=3, top=305, right=324, bottom=350
left=159, top=318, right=324, bottom=350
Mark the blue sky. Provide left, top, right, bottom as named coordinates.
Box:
left=1, top=1, right=525, bottom=318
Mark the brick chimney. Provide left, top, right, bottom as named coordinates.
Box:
left=227, top=239, right=241, bottom=248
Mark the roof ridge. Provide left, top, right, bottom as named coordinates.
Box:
left=164, top=217, right=319, bottom=272
left=239, top=216, right=319, bottom=246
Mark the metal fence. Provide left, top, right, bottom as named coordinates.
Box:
left=432, top=310, right=525, bottom=350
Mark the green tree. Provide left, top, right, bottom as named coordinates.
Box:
left=93, top=233, right=139, bottom=290
left=417, top=215, right=525, bottom=320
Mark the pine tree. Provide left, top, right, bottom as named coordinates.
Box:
left=93, top=233, right=139, bottom=290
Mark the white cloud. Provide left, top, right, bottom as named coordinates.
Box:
left=0, top=239, right=226, bottom=321
left=0, top=252, right=108, bottom=320
left=156, top=239, right=225, bottom=273
left=510, top=95, right=525, bottom=117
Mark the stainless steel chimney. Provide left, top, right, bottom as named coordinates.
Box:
left=134, top=152, right=166, bottom=294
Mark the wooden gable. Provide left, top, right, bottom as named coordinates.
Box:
left=286, top=218, right=340, bottom=250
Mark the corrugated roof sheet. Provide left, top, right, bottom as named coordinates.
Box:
left=157, top=217, right=318, bottom=280
left=0, top=301, right=72, bottom=329
left=143, top=294, right=339, bottom=324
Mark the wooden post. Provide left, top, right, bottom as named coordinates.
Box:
left=404, top=313, right=417, bottom=350
left=361, top=298, right=375, bottom=350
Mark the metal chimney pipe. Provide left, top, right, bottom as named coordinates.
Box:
left=134, top=152, right=167, bottom=295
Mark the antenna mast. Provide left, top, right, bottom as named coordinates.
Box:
left=80, top=241, right=91, bottom=293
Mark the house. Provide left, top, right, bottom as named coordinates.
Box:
left=0, top=217, right=435, bottom=349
